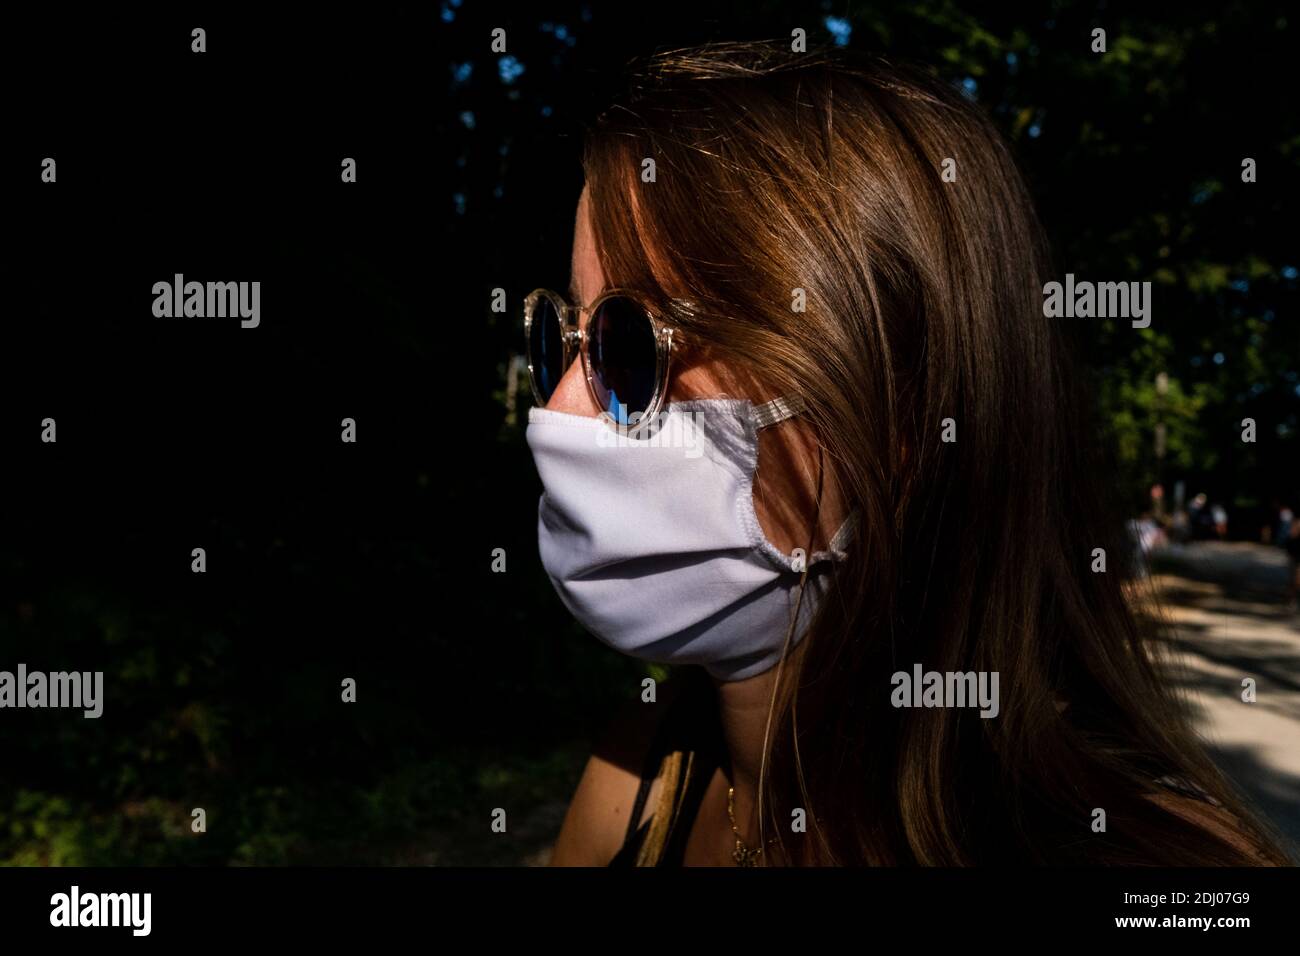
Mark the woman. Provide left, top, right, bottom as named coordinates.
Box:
left=524, top=42, right=1288, bottom=865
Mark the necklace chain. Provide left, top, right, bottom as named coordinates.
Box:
left=727, top=785, right=776, bottom=867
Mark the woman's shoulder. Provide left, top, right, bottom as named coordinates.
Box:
left=1132, top=771, right=1287, bottom=864
left=1143, top=787, right=1285, bottom=865
left=548, top=671, right=710, bottom=866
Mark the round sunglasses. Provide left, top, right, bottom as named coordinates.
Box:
left=524, top=287, right=684, bottom=433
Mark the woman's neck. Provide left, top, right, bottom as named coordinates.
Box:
left=707, top=641, right=806, bottom=847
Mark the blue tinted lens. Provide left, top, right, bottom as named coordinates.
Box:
left=528, top=297, right=566, bottom=401
left=589, top=297, right=657, bottom=424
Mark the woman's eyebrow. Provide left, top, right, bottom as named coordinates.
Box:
left=567, top=275, right=582, bottom=307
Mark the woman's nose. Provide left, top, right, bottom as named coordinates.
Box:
left=545, top=349, right=602, bottom=417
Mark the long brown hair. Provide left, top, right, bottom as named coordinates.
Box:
left=583, top=41, right=1288, bottom=864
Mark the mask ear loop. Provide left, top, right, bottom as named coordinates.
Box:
left=752, top=398, right=827, bottom=866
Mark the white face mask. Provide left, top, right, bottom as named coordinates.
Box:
left=525, top=396, right=854, bottom=682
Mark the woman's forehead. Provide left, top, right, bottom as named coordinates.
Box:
left=570, top=186, right=606, bottom=306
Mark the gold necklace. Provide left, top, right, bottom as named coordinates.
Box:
left=727, top=785, right=777, bottom=866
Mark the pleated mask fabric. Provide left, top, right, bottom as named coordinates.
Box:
left=525, top=396, right=854, bottom=681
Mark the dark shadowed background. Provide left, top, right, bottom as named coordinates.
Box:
left=0, top=1, right=1296, bottom=864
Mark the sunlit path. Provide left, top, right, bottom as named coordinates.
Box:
left=1143, top=543, right=1300, bottom=859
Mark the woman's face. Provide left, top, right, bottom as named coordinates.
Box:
left=545, top=186, right=848, bottom=557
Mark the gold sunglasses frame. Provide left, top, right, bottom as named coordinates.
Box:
left=524, top=287, right=686, bottom=436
